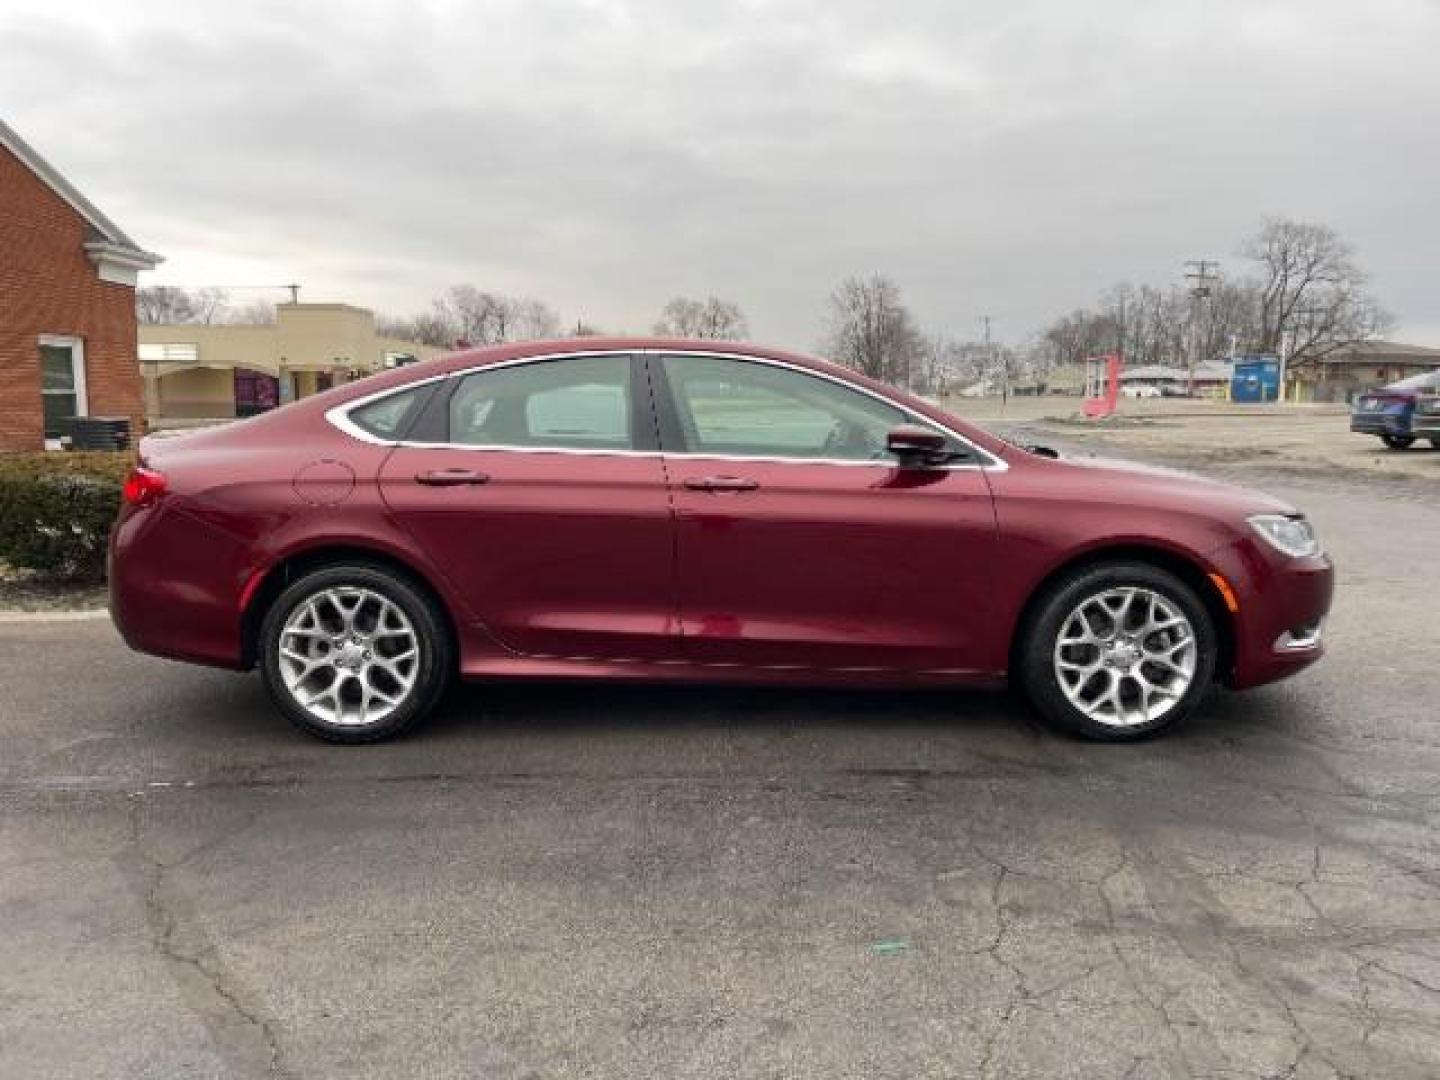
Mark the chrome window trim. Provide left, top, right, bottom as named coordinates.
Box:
left=325, top=347, right=1007, bottom=472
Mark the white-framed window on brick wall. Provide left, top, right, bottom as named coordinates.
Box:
left=39, top=334, right=87, bottom=448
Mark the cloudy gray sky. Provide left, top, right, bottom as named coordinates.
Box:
left=4, top=0, right=1438, bottom=347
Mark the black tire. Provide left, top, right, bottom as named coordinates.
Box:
left=259, top=563, right=453, bottom=743
left=1430, top=438, right=1440, bottom=450
left=1381, top=434, right=1415, bottom=450
left=1016, top=562, right=1217, bottom=742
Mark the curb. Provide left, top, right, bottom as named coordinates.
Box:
left=0, top=608, right=111, bottom=624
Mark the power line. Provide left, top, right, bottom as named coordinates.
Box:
left=148, top=283, right=302, bottom=302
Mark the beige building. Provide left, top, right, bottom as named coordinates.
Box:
left=139, top=302, right=441, bottom=421
left=1285, top=340, right=1440, bottom=403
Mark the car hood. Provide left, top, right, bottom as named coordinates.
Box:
left=1023, top=448, right=1299, bottom=518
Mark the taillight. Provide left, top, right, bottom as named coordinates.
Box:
left=122, top=466, right=168, bottom=507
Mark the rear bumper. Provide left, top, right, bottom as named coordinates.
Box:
left=1210, top=537, right=1334, bottom=690
left=108, top=501, right=250, bottom=670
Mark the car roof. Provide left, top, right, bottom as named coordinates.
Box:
left=436, top=337, right=818, bottom=374
left=322, top=337, right=866, bottom=404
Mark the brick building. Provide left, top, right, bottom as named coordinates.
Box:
left=0, top=118, right=160, bottom=451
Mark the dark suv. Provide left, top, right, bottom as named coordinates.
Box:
left=1350, top=371, right=1440, bottom=449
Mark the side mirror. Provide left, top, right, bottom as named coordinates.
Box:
left=886, top=424, right=949, bottom=466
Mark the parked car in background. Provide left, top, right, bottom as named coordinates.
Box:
left=109, top=339, right=1333, bottom=745
left=1121, top=384, right=1162, bottom=399
left=1411, top=391, right=1440, bottom=447
left=1350, top=370, right=1440, bottom=449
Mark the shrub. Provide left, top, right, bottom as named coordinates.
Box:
left=0, top=451, right=134, bottom=485
left=0, top=453, right=131, bottom=582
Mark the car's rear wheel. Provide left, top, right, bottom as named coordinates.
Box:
left=1430, top=438, right=1440, bottom=450
left=1017, top=562, right=1217, bottom=741
left=1381, top=434, right=1415, bottom=449
left=259, top=563, right=452, bottom=743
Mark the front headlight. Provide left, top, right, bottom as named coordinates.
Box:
left=1249, top=514, right=1321, bottom=558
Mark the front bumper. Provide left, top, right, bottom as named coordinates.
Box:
left=1208, top=536, right=1334, bottom=690
left=1350, top=413, right=1411, bottom=436
left=1411, top=414, right=1440, bottom=439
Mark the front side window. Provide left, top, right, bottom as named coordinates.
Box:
left=660, top=354, right=944, bottom=462
left=448, top=355, right=635, bottom=451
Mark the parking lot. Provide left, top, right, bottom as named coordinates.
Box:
left=3, top=423, right=1439, bottom=1078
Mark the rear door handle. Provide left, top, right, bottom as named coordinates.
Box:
left=682, top=475, right=759, bottom=492
left=416, top=468, right=490, bottom=487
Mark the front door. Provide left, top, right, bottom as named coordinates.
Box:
left=377, top=353, right=678, bottom=661
left=653, top=353, right=999, bottom=672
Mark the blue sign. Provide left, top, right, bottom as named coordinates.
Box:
left=1231, top=355, right=1281, bottom=403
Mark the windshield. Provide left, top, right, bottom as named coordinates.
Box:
left=1386, top=370, right=1440, bottom=392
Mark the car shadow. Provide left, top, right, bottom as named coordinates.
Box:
left=123, top=665, right=1312, bottom=791
left=425, top=679, right=1032, bottom=736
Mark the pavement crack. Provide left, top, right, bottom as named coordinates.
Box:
left=122, top=797, right=291, bottom=1079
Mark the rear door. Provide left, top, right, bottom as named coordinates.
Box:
left=375, top=353, right=678, bottom=660
left=651, top=352, right=1000, bottom=673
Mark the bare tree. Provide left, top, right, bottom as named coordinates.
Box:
left=191, top=287, right=229, bottom=325
left=1040, top=308, right=1116, bottom=370
left=136, top=286, right=270, bottom=326
left=430, top=285, right=563, bottom=346
left=223, top=299, right=276, bottom=325
left=136, top=286, right=199, bottom=324
left=822, top=274, right=924, bottom=383
left=916, top=334, right=986, bottom=396
left=432, top=285, right=501, bottom=346
left=653, top=296, right=749, bottom=340
left=511, top=297, right=562, bottom=341
left=1191, top=278, right=1260, bottom=365
left=406, top=310, right=459, bottom=348
left=1098, top=283, right=1189, bottom=367
left=1240, top=217, right=1390, bottom=361
left=1028, top=218, right=1390, bottom=377
left=376, top=314, right=415, bottom=340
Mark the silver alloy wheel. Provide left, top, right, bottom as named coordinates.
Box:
left=278, top=586, right=420, bottom=727
left=1053, top=586, right=1197, bottom=728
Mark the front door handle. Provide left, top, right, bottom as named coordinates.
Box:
left=682, top=475, right=759, bottom=492
left=416, top=468, right=491, bottom=487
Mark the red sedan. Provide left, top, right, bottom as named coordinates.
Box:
left=110, top=340, right=1333, bottom=743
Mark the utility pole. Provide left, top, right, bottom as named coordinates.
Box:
left=1184, top=260, right=1219, bottom=394
left=983, top=315, right=1006, bottom=411
left=1115, top=292, right=1127, bottom=363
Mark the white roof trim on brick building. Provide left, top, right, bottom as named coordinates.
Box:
left=0, top=116, right=162, bottom=285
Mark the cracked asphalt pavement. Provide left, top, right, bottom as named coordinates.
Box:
left=2, top=461, right=1438, bottom=1078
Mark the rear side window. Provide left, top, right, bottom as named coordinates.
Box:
left=349, top=386, right=427, bottom=439
left=447, top=355, right=635, bottom=450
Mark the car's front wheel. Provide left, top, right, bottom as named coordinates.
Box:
left=259, top=563, right=453, bottom=743
left=1381, top=434, right=1415, bottom=449
left=1017, top=562, right=1217, bottom=741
